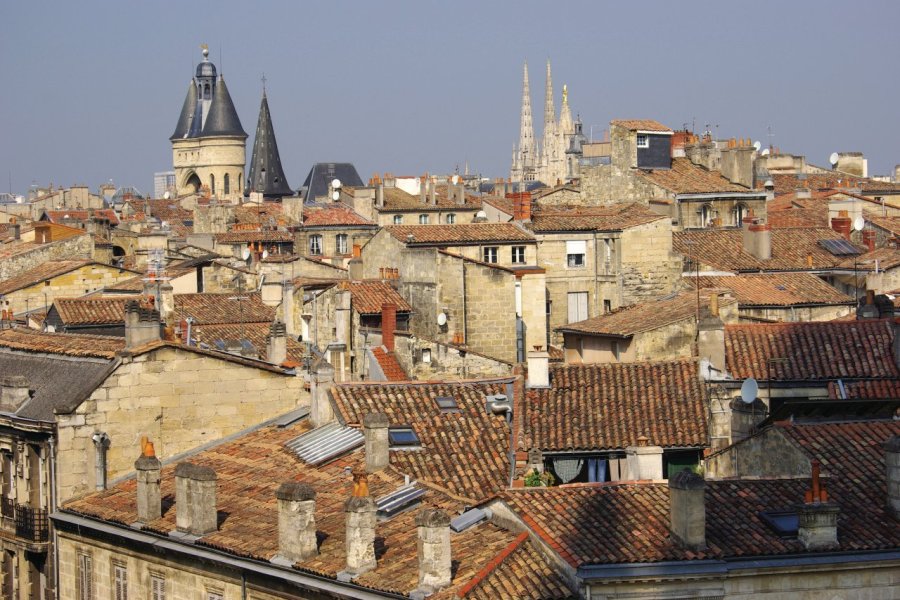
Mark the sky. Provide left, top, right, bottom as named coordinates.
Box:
left=2, top=0, right=900, bottom=196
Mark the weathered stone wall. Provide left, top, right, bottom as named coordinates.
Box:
left=620, top=219, right=680, bottom=305
left=191, top=204, right=235, bottom=234
left=374, top=209, right=479, bottom=227
left=738, top=304, right=853, bottom=323
left=4, top=263, right=136, bottom=315
left=201, top=262, right=258, bottom=293
left=461, top=258, right=518, bottom=363
left=535, top=188, right=583, bottom=206
left=0, top=234, right=94, bottom=281
left=520, top=271, right=548, bottom=352
left=705, top=427, right=809, bottom=479
left=678, top=197, right=767, bottom=229
left=55, top=346, right=306, bottom=502
left=393, top=332, right=513, bottom=379
left=173, top=136, right=245, bottom=203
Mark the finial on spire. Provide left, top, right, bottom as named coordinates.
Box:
left=201, top=43, right=209, bottom=60
left=261, top=72, right=267, bottom=94
left=563, top=84, right=568, bottom=104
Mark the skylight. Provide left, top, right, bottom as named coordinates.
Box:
left=376, top=485, right=425, bottom=519
left=434, top=396, right=459, bottom=413
left=388, top=426, right=420, bottom=448
left=759, top=510, right=799, bottom=538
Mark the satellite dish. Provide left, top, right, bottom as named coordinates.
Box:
left=760, top=148, right=770, bottom=156
left=241, top=248, right=251, bottom=261
left=475, top=210, right=487, bottom=219
left=331, top=178, right=342, bottom=190
left=262, top=250, right=269, bottom=260
left=163, top=191, right=171, bottom=200
left=451, top=175, right=460, bottom=185
left=740, top=377, right=759, bottom=404
left=437, top=312, right=448, bottom=326
left=331, top=190, right=340, bottom=201
left=829, top=152, right=839, bottom=166
left=853, top=215, right=865, bottom=232
left=753, top=141, right=761, bottom=152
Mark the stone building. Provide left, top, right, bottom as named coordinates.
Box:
left=170, top=47, right=247, bottom=202
left=0, top=222, right=95, bottom=282
left=294, top=202, right=378, bottom=268
left=341, top=177, right=485, bottom=227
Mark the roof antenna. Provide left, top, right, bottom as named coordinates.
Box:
left=261, top=72, right=267, bottom=94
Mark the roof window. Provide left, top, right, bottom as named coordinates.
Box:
left=434, top=396, right=459, bottom=413
left=759, top=510, right=799, bottom=538
left=388, top=426, right=421, bottom=448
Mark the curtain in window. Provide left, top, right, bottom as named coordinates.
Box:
left=587, top=458, right=607, bottom=483
left=552, top=457, right=583, bottom=483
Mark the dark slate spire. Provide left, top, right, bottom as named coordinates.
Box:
left=246, top=91, right=292, bottom=197
left=201, top=77, right=247, bottom=138
left=170, top=81, right=198, bottom=141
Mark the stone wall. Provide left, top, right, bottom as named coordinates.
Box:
left=0, top=233, right=94, bottom=281
left=393, top=332, right=513, bottom=380
left=705, top=427, right=810, bottom=479
left=619, top=219, right=680, bottom=305
left=3, top=262, right=137, bottom=315
left=172, top=136, right=245, bottom=203
left=738, top=304, right=853, bottom=323
left=55, top=346, right=306, bottom=502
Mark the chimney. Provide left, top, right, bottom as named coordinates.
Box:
left=309, top=359, right=335, bottom=428
left=339, top=471, right=377, bottom=580
left=376, top=183, right=384, bottom=208
left=797, top=460, right=839, bottom=550
left=267, top=320, right=288, bottom=365
left=526, top=349, right=550, bottom=388
left=282, top=282, right=296, bottom=336
left=124, top=300, right=161, bottom=350
left=158, top=283, right=174, bottom=326
left=381, top=303, right=396, bottom=352
left=412, top=509, right=452, bottom=597
left=364, top=412, right=390, bottom=472
left=174, top=462, right=218, bottom=537
left=429, top=177, right=436, bottom=205
left=420, top=175, right=427, bottom=204
left=274, top=482, right=318, bottom=563
left=456, top=184, right=466, bottom=206
left=0, top=376, right=31, bottom=413
left=625, top=436, right=664, bottom=480
left=742, top=220, right=772, bottom=260
left=885, top=435, right=900, bottom=519
left=862, top=229, right=876, bottom=252
left=831, top=211, right=852, bottom=240
left=134, top=440, right=161, bottom=524
left=729, top=397, right=767, bottom=443
left=668, top=470, right=706, bottom=550
left=697, top=297, right=725, bottom=376
left=11, top=220, right=20, bottom=241
left=795, top=187, right=811, bottom=199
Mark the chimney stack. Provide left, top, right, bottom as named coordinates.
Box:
left=134, top=440, right=161, bottom=524
left=274, top=482, right=318, bottom=564
left=697, top=297, right=726, bottom=376
left=526, top=349, right=550, bottom=388
left=381, top=303, right=397, bottom=352
left=175, top=462, right=218, bottom=537
left=797, top=460, right=839, bottom=550
left=419, top=175, right=427, bottom=204
left=429, top=177, right=436, bottom=205
left=124, top=300, right=161, bottom=350
left=267, top=320, right=288, bottom=366
left=158, top=283, right=175, bottom=326
left=831, top=211, right=852, bottom=240
left=11, top=220, right=20, bottom=241
left=862, top=229, right=876, bottom=252
left=376, top=183, right=384, bottom=208
left=742, top=220, right=772, bottom=260
left=625, top=436, right=664, bottom=480
left=309, top=359, right=335, bottom=428
left=885, top=435, right=900, bottom=519
left=0, top=376, right=31, bottom=413
left=795, top=187, right=811, bottom=199
left=412, top=509, right=452, bottom=597
left=364, top=412, right=390, bottom=473
left=668, top=470, right=706, bottom=550
left=339, top=471, right=377, bottom=580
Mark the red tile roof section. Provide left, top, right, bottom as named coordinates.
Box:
left=371, top=346, right=408, bottom=381
left=0, top=328, right=124, bottom=359
left=689, top=273, right=854, bottom=307
left=386, top=223, right=535, bottom=245
left=610, top=119, right=672, bottom=132
left=54, top=296, right=140, bottom=325
left=638, top=158, right=752, bottom=194
left=174, top=292, right=276, bottom=325
left=337, top=280, right=412, bottom=314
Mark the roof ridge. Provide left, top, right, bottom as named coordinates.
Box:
left=455, top=532, right=529, bottom=598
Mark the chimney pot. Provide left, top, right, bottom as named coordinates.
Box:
left=134, top=440, right=162, bottom=524
left=668, top=470, right=706, bottom=550
left=364, top=412, right=390, bottom=473
left=309, top=360, right=335, bottom=428
left=267, top=320, right=288, bottom=366
left=275, top=482, right=318, bottom=562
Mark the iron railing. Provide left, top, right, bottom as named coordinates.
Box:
left=0, top=498, right=49, bottom=543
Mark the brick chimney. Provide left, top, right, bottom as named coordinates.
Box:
left=510, top=192, right=532, bottom=222
left=134, top=440, right=161, bottom=524
left=886, top=435, right=900, bottom=519
left=412, top=509, right=452, bottom=597
left=831, top=211, right=852, bottom=240
left=381, top=303, right=396, bottom=352
left=625, top=436, right=663, bottom=480
left=862, top=229, right=876, bottom=252
left=266, top=320, right=288, bottom=365
left=124, top=300, right=161, bottom=349
left=364, top=412, right=390, bottom=473
left=0, top=376, right=31, bottom=413
left=797, top=460, right=839, bottom=550
left=339, top=470, right=377, bottom=580
left=668, top=470, right=706, bottom=550
left=175, top=462, right=218, bottom=537
left=742, top=220, right=772, bottom=260
left=274, top=482, right=318, bottom=564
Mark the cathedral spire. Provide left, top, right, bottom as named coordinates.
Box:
left=518, top=61, right=535, bottom=165
left=559, top=83, right=574, bottom=134
left=544, top=59, right=556, bottom=135
left=246, top=89, right=292, bottom=198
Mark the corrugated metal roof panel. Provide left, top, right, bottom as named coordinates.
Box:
left=285, top=422, right=364, bottom=465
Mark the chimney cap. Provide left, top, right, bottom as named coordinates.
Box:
left=364, top=412, right=390, bottom=428
left=276, top=481, right=316, bottom=502
left=669, top=470, right=705, bottom=490
left=174, top=462, right=217, bottom=481
left=416, top=508, right=450, bottom=528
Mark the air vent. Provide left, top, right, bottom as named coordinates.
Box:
left=485, top=394, right=512, bottom=415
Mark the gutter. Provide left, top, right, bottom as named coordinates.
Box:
left=52, top=511, right=406, bottom=600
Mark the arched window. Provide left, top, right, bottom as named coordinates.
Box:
left=203, top=83, right=210, bottom=99
left=734, top=203, right=748, bottom=227
left=210, top=174, right=216, bottom=195
left=238, top=173, right=242, bottom=193
left=224, top=173, right=230, bottom=195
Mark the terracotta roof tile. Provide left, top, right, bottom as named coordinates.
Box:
left=372, top=186, right=483, bottom=212
left=234, top=202, right=297, bottom=228
left=866, top=215, right=900, bottom=236
left=638, top=158, right=753, bottom=195
left=558, top=291, right=735, bottom=337
left=766, top=173, right=900, bottom=196
left=0, top=260, right=95, bottom=295
left=0, top=328, right=124, bottom=359
left=43, top=209, right=119, bottom=225
left=337, top=280, right=412, bottom=314
left=689, top=273, right=854, bottom=307
left=610, top=119, right=672, bottom=132
left=371, top=347, right=408, bottom=381
left=214, top=230, right=293, bottom=243
left=529, top=203, right=666, bottom=232
left=838, top=246, right=900, bottom=271
left=523, top=360, right=708, bottom=452
left=827, top=379, right=900, bottom=399
left=302, top=204, right=375, bottom=227
left=53, top=296, right=140, bottom=325
left=767, top=207, right=829, bottom=229
left=386, top=223, right=534, bottom=245
left=174, top=292, right=275, bottom=325
left=191, top=322, right=305, bottom=363
left=725, top=320, right=899, bottom=380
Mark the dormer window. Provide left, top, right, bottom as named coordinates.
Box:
left=636, top=134, right=649, bottom=148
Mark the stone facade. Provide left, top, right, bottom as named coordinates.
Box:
left=0, top=233, right=94, bottom=282
left=172, top=136, right=245, bottom=203
left=2, top=262, right=137, bottom=315
left=392, top=331, right=513, bottom=380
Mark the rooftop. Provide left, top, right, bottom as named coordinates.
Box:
left=0, top=327, right=124, bottom=359
left=302, top=203, right=376, bottom=228
left=689, top=273, right=854, bottom=307
left=529, top=203, right=666, bottom=233
left=51, top=295, right=140, bottom=326
left=174, top=292, right=275, bottom=325
left=638, top=157, right=754, bottom=195
left=336, top=280, right=412, bottom=315
left=0, top=259, right=95, bottom=295
left=385, top=223, right=534, bottom=245
left=610, top=119, right=672, bottom=132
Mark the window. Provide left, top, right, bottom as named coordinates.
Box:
left=308, top=234, right=323, bottom=256
left=483, top=246, right=498, bottom=263
left=511, top=246, right=526, bottom=264
left=612, top=340, right=620, bottom=362
left=759, top=510, right=799, bottom=538
left=388, top=426, right=421, bottom=448
left=151, top=575, right=166, bottom=600
left=78, top=554, right=93, bottom=600
left=335, top=234, right=348, bottom=255
left=636, top=134, right=649, bottom=148
left=113, top=563, right=127, bottom=600
left=603, top=299, right=612, bottom=314
left=566, top=240, right=586, bottom=268
left=567, top=292, right=588, bottom=324
left=419, top=214, right=430, bottom=224
left=223, top=173, right=230, bottom=195
left=434, top=396, right=458, bottom=412
left=210, top=174, right=215, bottom=195
left=446, top=213, right=456, bottom=224
left=421, top=348, right=431, bottom=363
left=45, top=280, right=50, bottom=286
left=734, top=204, right=747, bottom=227
left=393, top=215, right=403, bottom=225
left=207, top=592, right=224, bottom=600
left=700, top=204, right=713, bottom=227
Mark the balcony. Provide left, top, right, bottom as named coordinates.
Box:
left=0, top=498, right=49, bottom=546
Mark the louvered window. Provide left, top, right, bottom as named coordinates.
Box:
left=151, top=575, right=165, bottom=600
left=113, top=563, right=127, bottom=600
left=78, top=554, right=93, bottom=600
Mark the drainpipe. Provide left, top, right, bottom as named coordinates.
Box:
left=49, top=436, right=59, bottom=598
left=461, top=260, right=468, bottom=344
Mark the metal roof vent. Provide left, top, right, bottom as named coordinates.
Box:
left=485, top=394, right=511, bottom=415
left=285, top=422, right=364, bottom=465
left=450, top=507, right=492, bottom=533
left=376, top=484, right=425, bottom=519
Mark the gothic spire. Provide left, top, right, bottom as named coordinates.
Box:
left=559, top=83, right=574, bottom=134
left=201, top=77, right=247, bottom=138
left=518, top=61, right=535, bottom=165
left=544, top=59, right=556, bottom=135
left=246, top=90, right=292, bottom=198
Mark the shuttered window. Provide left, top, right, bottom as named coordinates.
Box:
left=78, top=554, right=93, bottom=600
left=567, top=292, right=588, bottom=324
left=151, top=575, right=166, bottom=600
left=566, top=240, right=586, bottom=268
left=113, top=564, right=127, bottom=600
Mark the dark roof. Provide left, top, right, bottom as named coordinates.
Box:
left=300, top=163, right=364, bottom=204
left=170, top=81, right=198, bottom=141
left=200, top=77, right=247, bottom=138
left=523, top=360, right=708, bottom=452
left=245, top=92, right=293, bottom=198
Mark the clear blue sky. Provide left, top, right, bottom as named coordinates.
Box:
left=2, top=0, right=899, bottom=196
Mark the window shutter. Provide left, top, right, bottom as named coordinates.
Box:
left=565, top=240, right=586, bottom=255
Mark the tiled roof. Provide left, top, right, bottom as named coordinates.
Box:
left=371, top=346, right=408, bottom=381
left=866, top=215, right=900, bottom=236
left=214, top=230, right=294, bottom=243
left=43, top=209, right=119, bottom=225
left=638, top=157, right=753, bottom=195
left=724, top=320, right=899, bottom=380
left=369, top=185, right=483, bottom=212
left=766, top=173, right=900, bottom=196
left=234, top=202, right=297, bottom=228
left=674, top=227, right=859, bottom=272
left=174, top=292, right=275, bottom=325
left=0, top=328, right=124, bottom=359
left=336, top=280, right=412, bottom=314
left=558, top=290, right=735, bottom=337
left=62, top=421, right=548, bottom=598
left=302, top=204, right=375, bottom=227
left=827, top=379, right=900, bottom=399
left=839, top=246, right=900, bottom=271
left=191, top=322, right=305, bottom=363
left=767, top=207, right=829, bottom=229
left=523, top=360, right=708, bottom=452
left=529, top=203, right=666, bottom=232
left=53, top=296, right=140, bottom=325
left=385, top=223, right=534, bottom=245
left=125, top=198, right=193, bottom=223
left=688, top=273, right=854, bottom=307
left=480, top=195, right=516, bottom=216
left=0, top=259, right=93, bottom=295
left=331, top=379, right=514, bottom=501
left=610, top=119, right=672, bottom=132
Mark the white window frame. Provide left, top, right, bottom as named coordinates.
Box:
left=393, top=215, right=403, bottom=225
left=483, top=246, right=498, bottom=263
left=335, top=233, right=348, bottom=255
left=566, top=240, right=587, bottom=268
left=308, top=234, right=323, bottom=256
left=419, top=214, right=430, bottom=224
left=636, top=134, right=649, bottom=148
left=421, top=348, right=431, bottom=364
left=446, top=213, right=456, bottom=224
left=511, top=246, right=526, bottom=264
